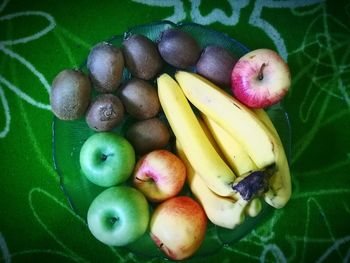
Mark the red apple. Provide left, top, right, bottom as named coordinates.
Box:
left=150, top=196, right=207, bottom=260
left=231, top=48, right=291, bottom=108
left=132, top=150, right=186, bottom=202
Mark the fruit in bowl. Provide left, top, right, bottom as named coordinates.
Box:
left=196, top=45, right=237, bottom=87
left=150, top=196, right=207, bottom=260
left=87, top=42, right=124, bottom=93
left=85, top=94, right=125, bottom=131
left=231, top=48, right=291, bottom=108
left=87, top=186, right=149, bottom=246
left=119, top=78, right=160, bottom=120
left=132, top=149, right=186, bottom=202
left=52, top=21, right=292, bottom=261
left=157, top=28, right=201, bottom=69
left=125, top=118, right=170, bottom=155
left=50, top=69, right=91, bottom=120
left=122, top=34, right=163, bottom=80
left=79, top=132, right=135, bottom=187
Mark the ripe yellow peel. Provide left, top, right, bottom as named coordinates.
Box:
left=176, top=141, right=247, bottom=229
left=253, top=109, right=292, bottom=208
left=157, top=73, right=235, bottom=197
left=245, top=198, right=262, bottom=217
left=201, top=114, right=257, bottom=176
left=175, top=71, right=275, bottom=169
left=196, top=116, right=226, bottom=161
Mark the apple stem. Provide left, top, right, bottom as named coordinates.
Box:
left=101, top=154, right=108, bottom=161
left=110, top=216, right=118, bottom=224
left=135, top=177, right=146, bottom=182
left=101, top=153, right=114, bottom=161
left=258, top=63, right=266, bottom=81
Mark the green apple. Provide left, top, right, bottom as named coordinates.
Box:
left=87, top=186, right=149, bottom=246
left=79, top=132, right=135, bottom=187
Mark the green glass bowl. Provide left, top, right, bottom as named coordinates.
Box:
left=52, top=21, right=291, bottom=260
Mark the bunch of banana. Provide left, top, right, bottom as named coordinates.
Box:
left=157, top=72, right=291, bottom=228
left=174, top=71, right=291, bottom=208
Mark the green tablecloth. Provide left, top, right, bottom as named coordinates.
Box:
left=1, top=0, right=349, bottom=262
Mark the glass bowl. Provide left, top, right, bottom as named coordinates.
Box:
left=52, top=21, right=291, bottom=260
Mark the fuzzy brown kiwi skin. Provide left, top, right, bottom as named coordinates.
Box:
left=126, top=118, right=170, bottom=155
left=122, top=34, right=163, bottom=80
left=85, top=94, right=124, bottom=131
left=196, top=45, right=237, bottom=87
left=157, top=28, right=201, bottom=69
left=87, top=42, right=124, bottom=93
left=50, top=69, right=91, bottom=120
left=119, top=78, right=160, bottom=120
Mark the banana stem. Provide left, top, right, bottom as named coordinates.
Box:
left=232, top=169, right=273, bottom=201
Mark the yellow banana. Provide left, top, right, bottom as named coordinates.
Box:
left=176, top=141, right=248, bottom=229
left=196, top=116, right=226, bottom=161
left=253, top=109, right=292, bottom=209
left=201, top=113, right=257, bottom=176
left=175, top=71, right=275, bottom=169
left=157, top=74, right=235, bottom=197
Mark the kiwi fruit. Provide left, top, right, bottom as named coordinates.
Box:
left=119, top=78, right=160, bottom=120
left=50, top=69, right=91, bottom=120
left=86, top=94, right=124, bottom=131
left=196, top=45, right=237, bottom=87
left=87, top=42, right=124, bottom=93
left=126, top=118, right=170, bottom=155
left=157, top=28, right=201, bottom=69
left=122, top=34, right=163, bottom=80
